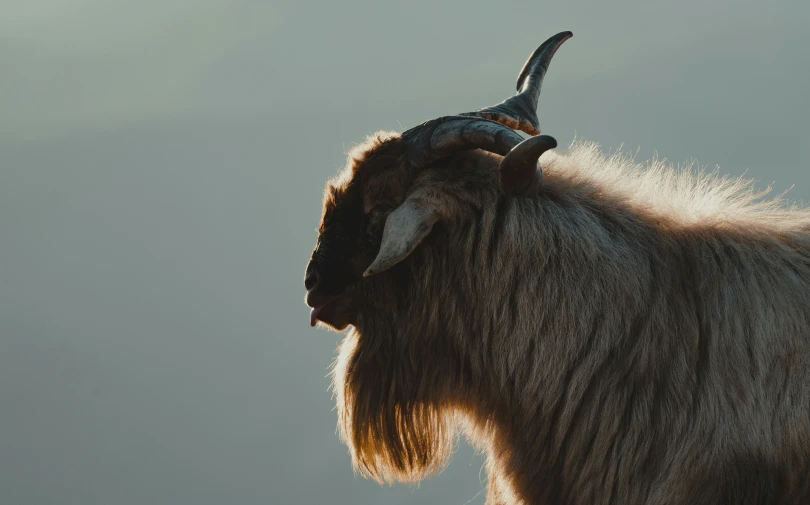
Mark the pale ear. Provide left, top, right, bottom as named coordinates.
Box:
left=363, top=199, right=440, bottom=277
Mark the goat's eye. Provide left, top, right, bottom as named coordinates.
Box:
left=364, top=215, right=376, bottom=234
left=372, top=203, right=395, bottom=215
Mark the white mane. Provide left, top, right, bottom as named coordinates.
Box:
left=545, top=139, right=810, bottom=232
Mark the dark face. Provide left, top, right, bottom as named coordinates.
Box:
left=304, top=132, right=418, bottom=330
left=303, top=131, right=508, bottom=330
left=304, top=178, right=386, bottom=330
left=302, top=31, right=571, bottom=331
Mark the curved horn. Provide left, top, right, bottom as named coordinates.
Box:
left=402, top=116, right=556, bottom=196
left=499, top=135, right=557, bottom=195
left=402, top=116, right=525, bottom=169
left=399, top=32, right=569, bottom=195
left=461, top=31, right=572, bottom=136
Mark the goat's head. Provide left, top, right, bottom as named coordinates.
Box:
left=304, top=31, right=572, bottom=330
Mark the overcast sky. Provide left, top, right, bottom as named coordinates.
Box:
left=2, top=1, right=809, bottom=504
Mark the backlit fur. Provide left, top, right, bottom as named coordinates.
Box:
left=327, top=133, right=810, bottom=505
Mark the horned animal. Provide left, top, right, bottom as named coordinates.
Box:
left=303, top=31, right=810, bottom=505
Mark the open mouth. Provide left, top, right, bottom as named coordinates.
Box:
left=309, top=302, right=335, bottom=327
left=306, top=291, right=349, bottom=329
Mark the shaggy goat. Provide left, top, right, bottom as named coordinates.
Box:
left=304, top=31, right=810, bottom=505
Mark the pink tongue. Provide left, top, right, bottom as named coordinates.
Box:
left=310, top=306, right=322, bottom=327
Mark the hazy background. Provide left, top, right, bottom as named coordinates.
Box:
left=2, top=1, right=808, bottom=504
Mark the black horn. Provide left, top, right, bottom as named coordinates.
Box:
left=400, top=31, right=571, bottom=196
left=462, top=31, right=572, bottom=136
left=402, top=116, right=526, bottom=169
left=401, top=117, right=557, bottom=197
left=498, top=135, right=557, bottom=195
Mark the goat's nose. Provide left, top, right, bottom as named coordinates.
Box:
left=304, top=270, right=320, bottom=291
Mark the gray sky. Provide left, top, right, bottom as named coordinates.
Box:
left=2, top=1, right=809, bottom=504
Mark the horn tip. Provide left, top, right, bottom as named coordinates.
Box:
left=539, top=134, right=558, bottom=148
left=515, top=30, right=573, bottom=93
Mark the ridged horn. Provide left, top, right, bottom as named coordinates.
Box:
left=402, top=116, right=556, bottom=196
left=461, top=31, right=572, bottom=136
left=402, top=116, right=525, bottom=169
left=400, top=31, right=571, bottom=195
left=499, top=135, right=557, bottom=195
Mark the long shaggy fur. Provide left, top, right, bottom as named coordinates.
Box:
left=330, top=138, right=810, bottom=505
